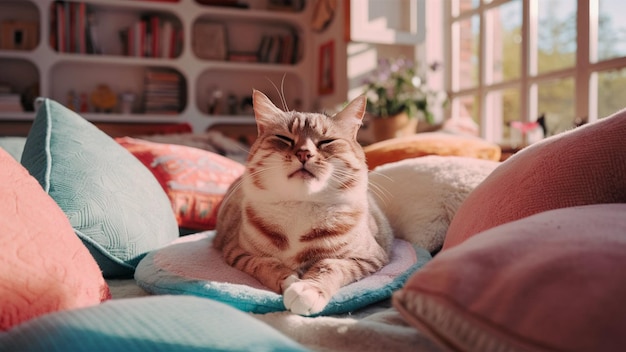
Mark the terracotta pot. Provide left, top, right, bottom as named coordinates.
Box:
left=370, top=112, right=418, bottom=142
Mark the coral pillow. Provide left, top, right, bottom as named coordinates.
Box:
left=363, top=132, right=501, bottom=170
left=444, top=110, right=626, bottom=249
left=0, top=148, right=109, bottom=331
left=394, top=204, right=626, bottom=351
left=20, top=98, right=179, bottom=278
left=116, top=137, right=245, bottom=230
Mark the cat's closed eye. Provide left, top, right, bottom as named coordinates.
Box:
left=317, top=139, right=335, bottom=148
left=275, top=135, right=294, bottom=146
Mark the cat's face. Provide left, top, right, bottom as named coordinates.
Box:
left=245, top=90, right=367, bottom=199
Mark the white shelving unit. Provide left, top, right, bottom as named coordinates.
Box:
left=0, top=0, right=346, bottom=133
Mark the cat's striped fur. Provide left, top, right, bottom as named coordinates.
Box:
left=214, top=90, right=393, bottom=315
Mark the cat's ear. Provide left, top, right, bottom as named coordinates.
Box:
left=252, top=89, right=286, bottom=135
left=334, top=95, right=366, bottom=137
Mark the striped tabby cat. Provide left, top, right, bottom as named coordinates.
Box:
left=214, top=90, right=393, bottom=315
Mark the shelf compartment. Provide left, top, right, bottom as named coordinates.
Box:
left=0, top=1, right=40, bottom=52
left=196, top=68, right=302, bottom=116
left=50, top=61, right=186, bottom=116
left=193, top=16, right=301, bottom=65
left=49, top=1, right=183, bottom=58
left=0, top=58, right=39, bottom=113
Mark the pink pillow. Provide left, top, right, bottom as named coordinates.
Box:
left=394, top=204, right=626, bottom=351
left=444, top=110, right=626, bottom=249
left=116, top=137, right=245, bottom=230
left=0, top=148, right=110, bottom=331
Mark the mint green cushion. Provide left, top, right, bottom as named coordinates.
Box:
left=20, top=98, right=179, bottom=278
left=0, top=295, right=309, bottom=351
left=0, top=136, right=26, bottom=161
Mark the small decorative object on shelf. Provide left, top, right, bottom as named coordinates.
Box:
left=0, top=83, right=23, bottom=113
left=362, top=57, right=446, bottom=141
left=91, top=84, right=117, bottom=113
left=193, top=21, right=228, bottom=61
left=1, top=20, right=38, bottom=50
left=119, top=92, right=136, bottom=114
left=88, top=84, right=115, bottom=112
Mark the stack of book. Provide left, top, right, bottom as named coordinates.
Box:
left=257, top=32, right=299, bottom=64
left=143, top=69, right=184, bottom=114
left=0, top=84, right=23, bottom=112
left=119, top=15, right=182, bottom=58
left=50, top=1, right=101, bottom=54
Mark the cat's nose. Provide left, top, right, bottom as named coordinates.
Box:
left=296, top=149, right=312, bottom=163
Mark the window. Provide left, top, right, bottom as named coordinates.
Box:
left=446, top=0, right=626, bottom=145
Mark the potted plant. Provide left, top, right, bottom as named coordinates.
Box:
left=362, top=57, right=444, bottom=141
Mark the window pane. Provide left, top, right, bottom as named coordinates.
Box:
left=596, top=68, right=626, bottom=118
left=596, top=0, right=626, bottom=61
left=453, top=94, right=480, bottom=130
left=454, top=0, right=480, bottom=15
left=536, top=0, right=576, bottom=74
left=455, top=15, right=480, bottom=90
left=486, top=88, right=521, bottom=144
left=537, top=77, right=575, bottom=136
left=486, top=0, right=522, bottom=84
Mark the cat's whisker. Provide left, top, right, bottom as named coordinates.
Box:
left=279, top=74, right=289, bottom=111
left=367, top=180, right=393, bottom=207
left=266, top=76, right=289, bottom=112
left=368, top=170, right=395, bottom=183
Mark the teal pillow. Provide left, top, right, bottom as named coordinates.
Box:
left=0, top=136, right=26, bottom=161
left=0, top=295, right=309, bottom=351
left=20, top=98, right=179, bottom=278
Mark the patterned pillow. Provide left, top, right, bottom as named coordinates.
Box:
left=394, top=204, right=626, bottom=351
left=20, top=98, right=179, bottom=278
left=444, top=110, right=626, bottom=250
left=0, top=148, right=109, bottom=331
left=116, top=137, right=245, bottom=230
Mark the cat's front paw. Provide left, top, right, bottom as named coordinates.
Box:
left=283, top=281, right=329, bottom=316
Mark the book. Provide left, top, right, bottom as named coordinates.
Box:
left=55, top=2, right=66, bottom=52
left=0, top=94, right=23, bottom=112
left=150, top=15, right=159, bottom=58
left=161, top=20, right=173, bottom=58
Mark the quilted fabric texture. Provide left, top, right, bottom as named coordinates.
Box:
left=116, top=137, right=245, bottom=230
left=394, top=204, right=626, bottom=352
left=134, top=232, right=431, bottom=315
left=444, top=110, right=626, bottom=249
left=20, top=98, right=179, bottom=278
left=0, top=295, right=308, bottom=351
left=363, top=132, right=501, bottom=170
left=0, top=148, right=110, bottom=331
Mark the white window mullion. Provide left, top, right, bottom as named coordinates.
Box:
left=583, top=0, right=598, bottom=122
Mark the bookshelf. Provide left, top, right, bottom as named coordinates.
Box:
left=0, top=0, right=347, bottom=133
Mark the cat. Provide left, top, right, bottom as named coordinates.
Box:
left=214, top=89, right=393, bottom=315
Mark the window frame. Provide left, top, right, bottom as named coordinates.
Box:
left=444, top=0, right=626, bottom=144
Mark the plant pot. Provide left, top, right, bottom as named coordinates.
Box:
left=370, top=112, right=418, bottom=142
